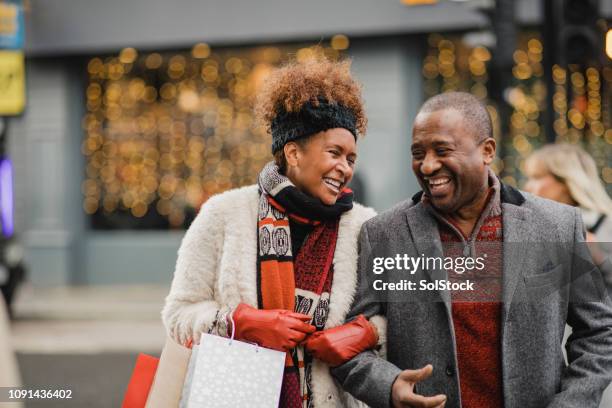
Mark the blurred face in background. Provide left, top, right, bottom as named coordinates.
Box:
left=524, top=160, right=576, bottom=206
left=284, top=128, right=356, bottom=205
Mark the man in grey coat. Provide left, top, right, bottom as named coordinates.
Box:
left=332, top=92, right=612, bottom=408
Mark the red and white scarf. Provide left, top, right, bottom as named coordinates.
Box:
left=257, top=162, right=353, bottom=407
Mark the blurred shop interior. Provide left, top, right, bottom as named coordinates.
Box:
left=0, top=0, right=610, bottom=294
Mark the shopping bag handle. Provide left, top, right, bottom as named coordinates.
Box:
left=227, top=309, right=259, bottom=353
left=229, top=311, right=236, bottom=341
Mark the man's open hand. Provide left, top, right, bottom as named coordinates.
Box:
left=391, top=365, right=447, bottom=408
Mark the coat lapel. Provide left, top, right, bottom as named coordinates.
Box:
left=234, top=187, right=260, bottom=307
left=407, top=184, right=531, bottom=325
left=405, top=203, right=452, bottom=310
left=501, top=202, right=535, bottom=322
left=326, top=204, right=376, bottom=328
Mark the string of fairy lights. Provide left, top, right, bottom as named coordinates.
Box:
left=422, top=33, right=611, bottom=190
left=503, top=37, right=547, bottom=184
left=422, top=34, right=505, bottom=175
left=83, top=40, right=347, bottom=228
left=83, top=34, right=610, bottom=228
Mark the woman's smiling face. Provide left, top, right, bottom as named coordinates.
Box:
left=284, top=128, right=357, bottom=205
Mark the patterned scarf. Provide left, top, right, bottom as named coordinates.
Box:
left=257, top=162, right=353, bottom=407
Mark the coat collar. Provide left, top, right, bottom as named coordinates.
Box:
left=406, top=179, right=531, bottom=325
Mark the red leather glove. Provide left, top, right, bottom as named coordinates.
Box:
left=304, top=315, right=378, bottom=367
left=232, top=303, right=316, bottom=352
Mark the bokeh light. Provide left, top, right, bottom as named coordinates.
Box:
left=83, top=44, right=344, bottom=228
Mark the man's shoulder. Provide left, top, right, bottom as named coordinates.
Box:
left=363, top=199, right=416, bottom=231
left=506, top=190, right=579, bottom=241
left=518, top=190, right=577, bottom=220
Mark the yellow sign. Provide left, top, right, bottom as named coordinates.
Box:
left=0, top=50, right=25, bottom=115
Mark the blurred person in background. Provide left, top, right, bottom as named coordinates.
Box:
left=525, top=143, right=612, bottom=290
left=525, top=143, right=612, bottom=408
left=162, top=56, right=382, bottom=408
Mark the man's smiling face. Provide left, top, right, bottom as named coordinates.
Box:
left=411, top=108, right=494, bottom=214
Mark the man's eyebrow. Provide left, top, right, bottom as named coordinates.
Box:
left=411, top=139, right=455, bottom=148
left=431, top=140, right=454, bottom=146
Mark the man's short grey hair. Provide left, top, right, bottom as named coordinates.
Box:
left=418, top=92, right=492, bottom=142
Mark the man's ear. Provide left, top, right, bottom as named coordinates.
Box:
left=481, top=137, right=496, bottom=165
left=284, top=142, right=299, bottom=167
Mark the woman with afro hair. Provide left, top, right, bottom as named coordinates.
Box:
left=162, top=56, right=384, bottom=407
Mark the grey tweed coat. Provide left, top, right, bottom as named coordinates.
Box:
left=332, top=184, right=612, bottom=408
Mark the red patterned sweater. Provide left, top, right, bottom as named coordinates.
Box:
left=424, top=174, right=504, bottom=408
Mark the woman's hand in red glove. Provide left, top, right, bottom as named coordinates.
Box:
left=232, top=303, right=316, bottom=352
left=304, top=315, right=378, bottom=367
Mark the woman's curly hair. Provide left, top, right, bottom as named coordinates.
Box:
left=255, top=57, right=367, bottom=137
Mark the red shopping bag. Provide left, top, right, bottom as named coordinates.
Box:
left=122, top=353, right=160, bottom=408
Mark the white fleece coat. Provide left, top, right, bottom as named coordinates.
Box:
left=162, top=184, right=384, bottom=408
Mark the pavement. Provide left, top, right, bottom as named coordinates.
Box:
left=10, top=284, right=169, bottom=354
left=7, top=284, right=170, bottom=408
left=6, top=284, right=612, bottom=408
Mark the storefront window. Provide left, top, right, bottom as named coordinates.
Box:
left=83, top=44, right=343, bottom=229
left=422, top=33, right=611, bottom=192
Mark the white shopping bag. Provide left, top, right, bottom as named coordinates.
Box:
left=180, top=315, right=286, bottom=408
